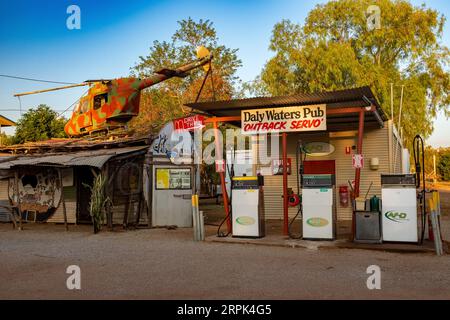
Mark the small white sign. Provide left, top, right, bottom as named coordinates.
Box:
left=61, top=168, right=74, bottom=187
left=352, top=154, right=364, bottom=169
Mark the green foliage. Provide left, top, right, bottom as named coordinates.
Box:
left=246, top=0, right=449, bottom=145
left=133, top=17, right=241, bottom=88
left=84, top=174, right=110, bottom=234
left=130, top=18, right=242, bottom=133
left=14, top=104, right=67, bottom=144
left=0, top=133, right=14, bottom=146
left=437, top=150, right=450, bottom=181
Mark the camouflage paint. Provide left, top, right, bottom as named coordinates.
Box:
left=64, top=52, right=212, bottom=137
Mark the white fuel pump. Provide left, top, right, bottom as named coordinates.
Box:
left=302, top=174, right=336, bottom=240
left=231, top=176, right=265, bottom=238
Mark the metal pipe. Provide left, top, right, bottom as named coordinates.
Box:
left=192, top=194, right=199, bottom=241
left=390, top=83, right=394, bottom=120
left=397, top=85, right=404, bottom=131
left=282, top=132, right=289, bottom=236
left=372, top=109, right=384, bottom=128
left=354, top=110, right=365, bottom=198
left=199, top=210, right=205, bottom=241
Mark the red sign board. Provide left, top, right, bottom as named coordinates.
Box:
left=352, top=154, right=364, bottom=169
left=241, top=105, right=326, bottom=135
left=173, top=115, right=205, bottom=131
left=303, top=160, right=336, bottom=175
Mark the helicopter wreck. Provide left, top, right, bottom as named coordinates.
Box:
left=13, top=46, right=213, bottom=137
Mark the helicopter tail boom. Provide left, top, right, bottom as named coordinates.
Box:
left=138, top=48, right=213, bottom=91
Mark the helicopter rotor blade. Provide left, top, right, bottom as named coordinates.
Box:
left=84, top=79, right=113, bottom=83
left=14, top=82, right=90, bottom=97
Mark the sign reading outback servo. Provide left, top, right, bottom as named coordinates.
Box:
left=241, top=104, right=327, bottom=134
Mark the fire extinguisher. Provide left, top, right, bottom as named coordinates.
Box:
left=339, top=185, right=349, bottom=207
left=288, top=194, right=300, bottom=207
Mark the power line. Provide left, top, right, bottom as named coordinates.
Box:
left=0, top=74, right=77, bottom=85
left=1, top=89, right=88, bottom=118
left=0, top=109, right=69, bottom=112
left=56, top=88, right=90, bottom=118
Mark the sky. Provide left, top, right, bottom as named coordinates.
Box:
left=0, top=0, right=449, bottom=147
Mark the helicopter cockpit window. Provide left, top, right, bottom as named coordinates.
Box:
left=94, top=93, right=108, bottom=110
left=80, top=100, right=89, bottom=114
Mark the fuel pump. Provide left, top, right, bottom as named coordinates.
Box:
left=288, top=140, right=305, bottom=239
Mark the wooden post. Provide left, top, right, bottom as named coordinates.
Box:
left=135, top=160, right=145, bottom=227
left=104, top=163, right=113, bottom=231
left=57, top=169, right=68, bottom=231
left=147, top=156, right=153, bottom=228
left=14, top=170, right=23, bottom=230
left=135, top=192, right=143, bottom=226
left=352, top=109, right=365, bottom=240
left=123, top=195, right=132, bottom=229
left=122, top=165, right=132, bottom=229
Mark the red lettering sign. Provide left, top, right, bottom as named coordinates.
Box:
left=173, top=115, right=205, bottom=131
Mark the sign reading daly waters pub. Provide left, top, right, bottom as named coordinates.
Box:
left=241, top=104, right=326, bottom=134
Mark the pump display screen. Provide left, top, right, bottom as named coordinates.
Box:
left=155, top=168, right=191, bottom=190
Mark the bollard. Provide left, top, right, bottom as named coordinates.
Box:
left=429, top=197, right=443, bottom=256
left=192, top=195, right=199, bottom=241
left=199, top=210, right=205, bottom=241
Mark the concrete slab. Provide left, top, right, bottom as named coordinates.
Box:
left=205, top=234, right=448, bottom=254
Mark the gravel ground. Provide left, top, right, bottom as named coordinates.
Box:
left=1, top=223, right=449, bottom=300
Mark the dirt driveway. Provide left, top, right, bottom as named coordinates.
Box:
left=1, top=223, right=449, bottom=300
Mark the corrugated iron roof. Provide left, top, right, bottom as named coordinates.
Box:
left=0, top=135, right=152, bottom=155
left=0, top=146, right=148, bottom=170
left=186, top=86, right=381, bottom=109
left=0, top=114, right=16, bottom=127
left=186, top=86, right=387, bottom=120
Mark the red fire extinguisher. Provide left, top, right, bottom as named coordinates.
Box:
left=339, top=185, right=349, bottom=208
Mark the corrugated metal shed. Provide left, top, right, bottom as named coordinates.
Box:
left=0, top=146, right=148, bottom=170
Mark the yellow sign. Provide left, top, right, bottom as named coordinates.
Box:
left=156, top=169, right=170, bottom=189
